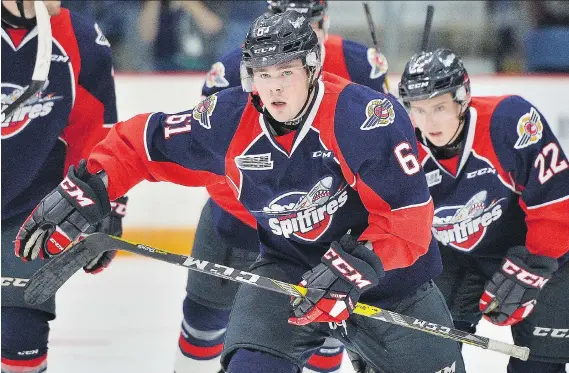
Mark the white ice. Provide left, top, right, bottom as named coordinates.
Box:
left=46, top=257, right=547, bottom=373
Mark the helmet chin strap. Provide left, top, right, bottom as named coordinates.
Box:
left=423, top=109, right=468, bottom=160
left=263, top=66, right=321, bottom=135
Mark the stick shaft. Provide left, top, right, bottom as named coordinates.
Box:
left=420, top=5, right=434, bottom=52
left=24, top=233, right=529, bottom=360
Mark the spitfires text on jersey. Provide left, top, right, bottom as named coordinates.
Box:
left=262, top=177, right=349, bottom=241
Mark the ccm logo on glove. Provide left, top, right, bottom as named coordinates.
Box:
left=324, top=248, right=373, bottom=289
left=502, top=259, right=549, bottom=288
left=60, top=177, right=95, bottom=207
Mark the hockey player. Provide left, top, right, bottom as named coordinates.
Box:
left=15, top=11, right=465, bottom=373
left=399, top=48, right=569, bottom=373
left=179, top=1, right=390, bottom=372
left=1, top=1, right=126, bottom=372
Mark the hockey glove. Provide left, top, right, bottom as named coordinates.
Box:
left=83, top=196, right=128, bottom=274
left=479, top=246, right=558, bottom=326
left=15, top=159, right=111, bottom=261
left=288, top=235, right=384, bottom=326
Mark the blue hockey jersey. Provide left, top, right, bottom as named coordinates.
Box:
left=418, top=96, right=569, bottom=269
left=1, top=9, right=117, bottom=221
left=87, top=72, right=441, bottom=306
left=201, top=33, right=390, bottom=249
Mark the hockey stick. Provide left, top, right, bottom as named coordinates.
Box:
left=419, top=5, right=435, bottom=52
left=362, top=2, right=379, bottom=52
left=1, top=1, right=52, bottom=122
left=24, top=233, right=530, bottom=361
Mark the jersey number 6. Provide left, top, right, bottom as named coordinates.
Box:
left=394, top=142, right=421, bottom=175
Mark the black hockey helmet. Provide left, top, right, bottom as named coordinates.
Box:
left=399, top=48, right=471, bottom=112
left=241, top=9, right=321, bottom=92
left=267, top=0, right=328, bottom=22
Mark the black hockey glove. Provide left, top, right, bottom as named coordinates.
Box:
left=479, top=246, right=558, bottom=326
left=288, top=235, right=384, bottom=326
left=15, top=159, right=110, bottom=261
left=82, top=196, right=128, bottom=274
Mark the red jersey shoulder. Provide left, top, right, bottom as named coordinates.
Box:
left=322, top=34, right=350, bottom=80
left=470, top=95, right=512, bottom=143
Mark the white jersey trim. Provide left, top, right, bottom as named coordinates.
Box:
left=143, top=113, right=157, bottom=161
left=1, top=26, right=39, bottom=51
left=526, top=194, right=569, bottom=210
left=392, top=196, right=432, bottom=211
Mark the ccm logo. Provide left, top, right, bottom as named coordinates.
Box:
left=110, top=201, right=127, bottom=216
left=60, top=177, right=95, bottom=207
left=323, top=248, right=372, bottom=289
left=1, top=277, right=29, bottom=287
left=502, top=259, right=549, bottom=288
left=533, top=327, right=569, bottom=338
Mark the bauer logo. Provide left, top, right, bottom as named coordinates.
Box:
left=432, top=191, right=505, bottom=251
left=1, top=82, right=63, bottom=139
left=260, top=176, right=348, bottom=241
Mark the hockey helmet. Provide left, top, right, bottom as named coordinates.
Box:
left=399, top=48, right=471, bottom=112
left=241, top=10, right=321, bottom=92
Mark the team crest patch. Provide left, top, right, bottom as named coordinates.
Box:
left=367, top=48, right=388, bottom=79
left=514, top=107, right=543, bottom=149
left=432, top=191, right=506, bottom=252
left=205, top=62, right=229, bottom=88
left=257, top=177, right=349, bottom=242
left=192, top=95, right=217, bottom=129
left=360, top=98, right=395, bottom=130
left=1, top=81, right=63, bottom=139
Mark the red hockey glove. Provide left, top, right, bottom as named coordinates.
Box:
left=479, top=246, right=558, bottom=326
left=15, top=159, right=110, bottom=261
left=83, top=196, right=128, bottom=274
left=288, top=235, right=384, bottom=326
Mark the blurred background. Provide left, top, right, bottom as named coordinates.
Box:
left=61, top=0, right=569, bottom=74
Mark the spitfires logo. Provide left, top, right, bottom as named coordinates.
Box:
left=514, top=107, right=543, bottom=149
left=432, top=191, right=505, bottom=251
left=261, top=177, right=348, bottom=241
left=360, top=98, right=395, bottom=130
left=1, top=82, right=63, bottom=139
left=192, top=94, right=217, bottom=129
left=366, top=48, right=388, bottom=79
left=205, top=62, right=229, bottom=88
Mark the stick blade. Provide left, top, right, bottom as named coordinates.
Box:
left=24, top=236, right=110, bottom=305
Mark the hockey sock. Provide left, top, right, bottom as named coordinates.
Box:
left=304, top=339, right=344, bottom=373
left=226, top=348, right=298, bottom=373
left=174, top=297, right=230, bottom=373
left=1, top=307, right=51, bottom=373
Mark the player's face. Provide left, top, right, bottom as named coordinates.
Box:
left=408, top=93, right=462, bottom=147
left=252, top=59, right=310, bottom=122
